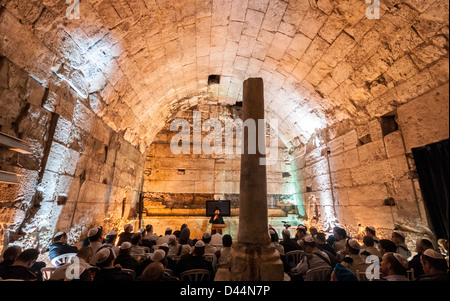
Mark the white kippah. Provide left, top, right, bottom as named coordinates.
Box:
left=160, top=243, right=169, bottom=248
left=168, top=235, right=177, bottom=243
left=120, top=242, right=132, bottom=250
left=88, top=227, right=99, bottom=237
left=423, top=249, right=445, bottom=259
left=393, top=253, right=409, bottom=269
left=348, top=239, right=361, bottom=250
left=96, top=248, right=112, bottom=264
left=203, top=232, right=211, bottom=239
left=54, top=231, right=65, bottom=238
left=152, top=249, right=166, bottom=262
left=138, top=228, right=145, bottom=233
left=166, top=227, right=172, bottom=232
left=195, top=240, right=205, bottom=248
left=107, top=230, right=117, bottom=236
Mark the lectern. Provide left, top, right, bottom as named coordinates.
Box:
left=211, top=224, right=227, bottom=235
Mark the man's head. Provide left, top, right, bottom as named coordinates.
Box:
left=365, top=226, right=376, bottom=237
left=304, top=236, right=317, bottom=253
left=77, top=247, right=93, bottom=263
left=282, top=229, right=291, bottom=241
left=309, top=226, right=318, bottom=236
left=95, top=247, right=116, bottom=269
left=415, top=238, right=434, bottom=254
left=53, top=232, right=67, bottom=243
left=88, top=227, right=103, bottom=243
left=391, top=232, right=405, bottom=244
left=105, top=230, right=117, bottom=244
left=145, top=224, right=153, bottom=233
left=378, top=239, right=397, bottom=255
left=222, top=235, right=232, bottom=248
left=194, top=240, right=206, bottom=256
left=214, top=207, right=221, bottom=215
left=124, top=224, right=133, bottom=233
left=315, top=233, right=327, bottom=244
left=131, top=233, right=142, bottom=246
left=421, top=249, right=448, bottom=275
left=15, top=249, right=39, bottom=268
left=141, top=262, right=165, bottom=281
left=202, top=232, right=212, bottom=244
left=119, top=242, right=132, bottom=256
left=333, top=227, right=347, bottom=240
left=345, top=239, right=361, bottom=255
left=380, top=252, right=408, bottom=277
left=164, top=227, right=172, bottom=236
left=269, top=229, right=278, bottom=243
left=2, top=246, right=22, bottom=262
left=297, top=225, right=307, bottom=239
left=363, top=236, right=375, bottom=247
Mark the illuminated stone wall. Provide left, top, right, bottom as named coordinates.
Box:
left=0, top=30, right=145, bottom=253
left=142, top=103, right=299, bottom=237
left=291, top=82, right=449, bottom=247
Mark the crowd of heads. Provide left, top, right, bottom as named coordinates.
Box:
left=0, top=222, right=448, bottom=282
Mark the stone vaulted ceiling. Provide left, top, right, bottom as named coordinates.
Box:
left=1, top=0, right=448, bottom=152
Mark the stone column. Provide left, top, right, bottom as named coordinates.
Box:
left=230, top=78, right=284, bottom=281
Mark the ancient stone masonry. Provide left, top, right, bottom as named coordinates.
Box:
left=0, top=0, right=448, bottom=253
left=142, top=102, right=298, bottom=238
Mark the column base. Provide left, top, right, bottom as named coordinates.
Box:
left=230, top=242, right=284, bottom=281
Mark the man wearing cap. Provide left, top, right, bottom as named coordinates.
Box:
left=103, top=230, right=120, bottom=257
left=93, top=247, right=134, bottom=281
left=117, top=224, right=134, bottom=247
left=175, top=240, right=214, bottom=279
left=409, top=238, right=434, bottom=278
left=292, top=236, right=332, bottom=280
left=332, top=227, right=348, bottom=253
left=296, top=225, right=309, bottom=249
left=50, top=247, right=94, bottom=281
left=49, top=232, right=78, bottom=261
left=202, top=232, right=217, bottom=256
left=340, top=239, right=370, bottom=275
left=281, top=229, right=303, bottom=254
left=365, top=226, right=380, bottom=245
left=114, top=242, right=139, bottom=271
left=379, top=252, right=410, bottom=281
left=392, top=232, right=412, bottom=258
left=417, top=249, right=449, bottom=281
left=156, top=228, right=173, bottom=245
left=87, top=227, right=104, bottom=265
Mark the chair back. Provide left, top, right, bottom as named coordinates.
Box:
left=51, top=253, right=77, bottom=267
left=286, top=250, right=305, bottom=266
left=304, top=266, right=332, bottom=281
left=407, top=269, right=414, bottom=281
left=41, top=267, right=56, bottom=281
left=356, top=270, right=369, bottom=281
left=180, top=269, right=211, bottom=281
left=121, top=269, right=136, bottom=281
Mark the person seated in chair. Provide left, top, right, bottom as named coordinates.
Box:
left=49, top=232, right=78, bottom=262
left=93, top=248, right=133, bottom=281
left=175, top=240, right=214, bottom=279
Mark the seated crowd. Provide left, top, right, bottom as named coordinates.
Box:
left=0, top=223, right=448, bottom=282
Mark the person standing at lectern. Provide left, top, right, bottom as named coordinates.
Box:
left=209, top=208, right=224, bottom=234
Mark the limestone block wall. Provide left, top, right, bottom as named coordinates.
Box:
left=143, top=103, right=296, bottom=217
left=0, top=6, right=146, bottom=253
left=292, top=81, right=449, bottom=246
